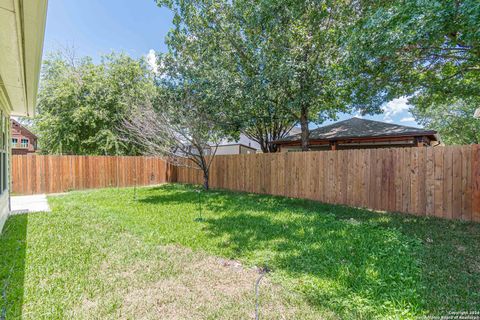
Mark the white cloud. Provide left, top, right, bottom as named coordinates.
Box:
left=146, top=49, right=158, bottom=74
left=382, top=97, right=410, bottom=122
left=353, top=111, right=363, bottom=119
left=400, top=117, right=415, bottom=122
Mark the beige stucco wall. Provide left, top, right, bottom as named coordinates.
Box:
left=213, top=144, right=257, bottom=155
left=239, top=145, right=256, bottom=154
left=215, top=145, right=240, bottom=155
left=0, top=191, right=9, bottom=232
left=0, top=106, right=10, bottom=233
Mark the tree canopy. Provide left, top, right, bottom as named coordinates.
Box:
left=35, top=51, right=156, bottom=155
left=411, top=97, right=480, bottom=145
left=347, top=0, right=480, bottom=134
left=36, top=0, right=480, bottom=154
left=156, top=0, right=383, bottom=151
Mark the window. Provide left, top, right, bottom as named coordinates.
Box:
left=21, top=138, right=28, bottom=148
left=12, top=138, right=18, bottom=148
left=2, top=153, right=5, bottom=193
left=0, top=113, right=7, bottom=194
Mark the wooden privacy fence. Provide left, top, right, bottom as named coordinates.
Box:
left=11, top=147, right=480, bottom=222
left=177, top=145, right=480, bottom=222
left=12, top=155, right=175, bottom=194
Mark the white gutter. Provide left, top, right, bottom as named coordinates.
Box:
left=0, top=0, right=48, bottom=117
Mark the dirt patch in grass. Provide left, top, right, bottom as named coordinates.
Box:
left=119, top=246, right=321, bottom=319
left=71, top=234, right=321, bottom=320
left=121, top=247, right=259, bottom=319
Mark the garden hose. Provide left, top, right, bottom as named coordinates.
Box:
left=255, top=266, right=270, bottom=320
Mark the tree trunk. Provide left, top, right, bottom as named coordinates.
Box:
left=260, top=139, right=278, bottom=153
left=268, top=143, right=278, bottom=153
left=202, top=169, right=209, bottom=190
left=300, top=108, right=310, bottom=151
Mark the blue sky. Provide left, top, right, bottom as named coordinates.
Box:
left=43, top=0, right=172, bottom=60
left=42, top=0, right=419, bottom=128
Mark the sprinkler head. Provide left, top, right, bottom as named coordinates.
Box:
left=259, top=265, right=271, bottom=274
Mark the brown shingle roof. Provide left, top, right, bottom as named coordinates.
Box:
left=274, top=118, right=438, bottom=143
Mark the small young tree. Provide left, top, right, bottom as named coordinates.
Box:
left=123, top=87, right=227, bottom=190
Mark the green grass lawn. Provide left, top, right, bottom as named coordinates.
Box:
left=1, top=184, right=479, bottom=319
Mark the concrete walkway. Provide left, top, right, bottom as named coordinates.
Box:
left=10, top=194, right=51, bottom=214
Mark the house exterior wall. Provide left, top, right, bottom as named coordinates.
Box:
left=0, top=0, right=48, bottom=233
left=11, top=119, right=38, bottom=155
left=211, top=144, right=257, bottom=155
left=215, top=145, right=240, bottom=155
left=216, top=134, right=260, bottom=152
left=0, top=109, right=11, bottom=232
left=239, top=145, right=257, bottom=154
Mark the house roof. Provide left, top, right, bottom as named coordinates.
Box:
left=0, top=0, right=48, bottom=117
left=273, top=118, right=439, bottom=144
left=11, top=118, right=37, bottom=139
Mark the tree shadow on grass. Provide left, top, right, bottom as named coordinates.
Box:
left=140, top=184, right=480, bottom=317
left=202, top=212, right=425, bottom=318
left=0, top=214, right=27, bottom=319
left=139, top=184, right=201, bottom=206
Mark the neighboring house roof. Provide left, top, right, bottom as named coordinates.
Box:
left=210, top=127, right=304, bottom=150
left=274, top=118, right=440, bottom=144
left=11, top=118, right=38, bottom=140
left=287, top=127, right=302, bottom=135
left=0, top=0, right=48, bottom=117
left=214, top=134, right=260, bottom=150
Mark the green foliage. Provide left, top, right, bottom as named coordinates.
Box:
left=348, top=0, right=480, bottom=145
left=35, top=51, right=156, bottom=155
left=155, top=54, right=241, bottom=144
left=347, top=0, right=480, bottom=117
left=156, top=0, right=382, bottom=151
left=411, top=97, right=480, bottom=144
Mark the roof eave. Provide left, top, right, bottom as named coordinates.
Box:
left=273, top=132, right=439, bottom=145
left=0, top=0, right=48, bottom=117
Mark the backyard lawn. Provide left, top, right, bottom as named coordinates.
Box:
left=1, top=184, right=479, bottom=319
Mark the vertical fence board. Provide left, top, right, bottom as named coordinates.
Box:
left=410, top=148, right=419, bottom=215
left=394, top=149, right=402, bottom=212
left=472, top=145, right=480, bottom=222
left=417, top=148, right=427, bottom=215
left=452, top=148, right=462, bottom=220
left=433, top=148, right=444, bottom=218
left=461, top=146, right=472, bottom=221
left=425, top=148, right=435, bottom=216
left=444, top=148, right=454, bottom=219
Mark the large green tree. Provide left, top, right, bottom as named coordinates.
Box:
left=411, top=97, right=480, bottom=144
left=35, top=51, right=156, bottom=155
left=347, top=0, right=480, bottom=128
left=156, top=0, right=382, bottom=151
